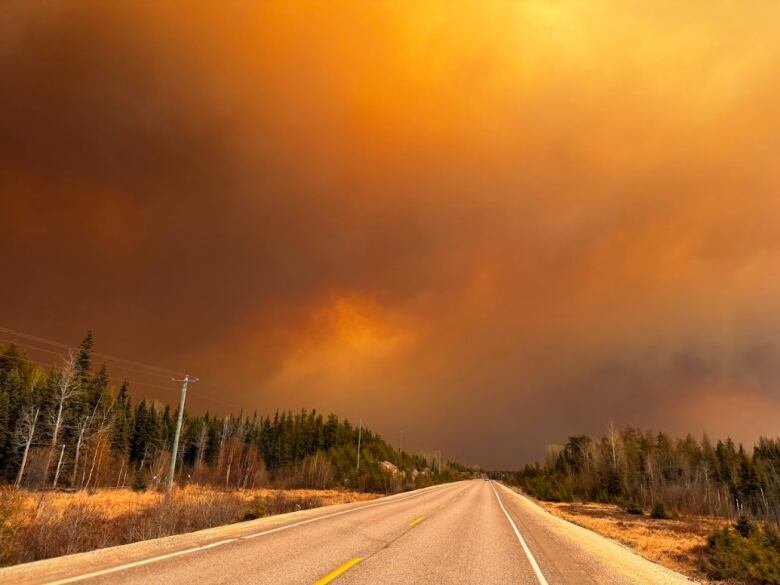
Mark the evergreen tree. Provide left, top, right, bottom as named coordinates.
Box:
left=75, top=330, right=94, bottom=385
left=111, top=380, right=131, bottom=456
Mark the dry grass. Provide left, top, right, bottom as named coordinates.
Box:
left=17, top=486, right=376, bottom=520
left=536, top=499, right=728, bottom=581
left=0, top=486, right=378, bottom=567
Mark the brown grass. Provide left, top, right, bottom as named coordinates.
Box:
left=0, top=486, right=378, bottom=567
left=535, top=499, right=728, bottom=581
left=16, top=486, right=376, bottom=519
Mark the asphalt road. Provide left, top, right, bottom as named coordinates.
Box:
left=1, top=480, right=695, bottom=585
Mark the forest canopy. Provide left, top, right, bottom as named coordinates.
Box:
left=505, top=425, right=780, bottom=524
left=0, top=333, right=466, bottom=494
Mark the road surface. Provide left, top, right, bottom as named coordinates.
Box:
left=1, top=480, right=695, bottom=585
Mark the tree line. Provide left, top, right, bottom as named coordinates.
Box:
left=0, top=333, right=462, bottom=493
left=505, top=424, right=780, bottom=523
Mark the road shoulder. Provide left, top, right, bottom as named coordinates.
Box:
left=497, top=483, right=700, bottom=585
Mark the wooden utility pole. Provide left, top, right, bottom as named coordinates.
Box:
left=167, top=374, right=198, bottom=498
left=356, top=418, right=362, bottom=472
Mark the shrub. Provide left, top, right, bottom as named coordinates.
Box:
left=735, top=515, right=754, bottom=537
left=622, top=501, right=644, bottom=515
left=243, top=496, right=266, bottom=521
left=132, top=469, right=149, bottom=492
left=700, top=524, right=780, bottom=585
left=263, top=491, right=323, bottom=516
left=23, top=500, right=110, bottom=560
left=523, top=474, right=572, bottom=502
left=650, top=499, right=668, bottom=519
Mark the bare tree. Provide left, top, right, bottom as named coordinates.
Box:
left=216, top=415, right=231, bottom=473
left=44, top=352, right=78, bottom=484
left=607, top=420, right=618, bottom=471
left=83, top=403, right=115, bottom=489
left=225, top=416, right=247, bottom=489
left=194, top=422, right=209, bottom=483
left=52, top=443, right=66, bottom=488
left=71, top=399, right=101, bottom=485
left=15, top=405, right=40, bottom=487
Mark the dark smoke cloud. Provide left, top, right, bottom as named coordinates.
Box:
left=2, top=1, right=780, bottom=467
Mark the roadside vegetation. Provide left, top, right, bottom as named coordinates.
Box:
left=0, top=333, right=471, bottom=566
left=525, top=496, right=724, bottom=581
left=0, top=484, right=375, bottom=566
left=701, top=518, right=780, bottom=585
left=502, top=426, right=780, bottom=583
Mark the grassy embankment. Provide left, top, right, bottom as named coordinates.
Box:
left=511, top=488, right=780, bottom=585
left=0, top=486, right=377, bottom=567
left=529, top=497, right=722, bottom=581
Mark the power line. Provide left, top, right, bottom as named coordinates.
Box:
left=3, top=345, right=250, bottom=412
left=0, top=324, right=255, bottom=412
left=7, top=353, right=179, bottom=394
left=0, top=335, right=184, bottom=382
left=0, top=325, right=186, bottom=378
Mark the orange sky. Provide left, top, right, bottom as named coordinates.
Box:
left=2, top=1, right=780, bottom=467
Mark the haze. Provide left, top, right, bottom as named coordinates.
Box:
left=2, top=1, right=780, bottom=468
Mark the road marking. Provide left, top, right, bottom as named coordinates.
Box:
left=42, top=482, right=459, bottom=585
left=314, top=557, right=363, bottom=585
left=242, top=482, right=452, bottom=540
left=490, top=481, right=549, bottom=585
left=43, top=539, right=238, bottom=585
left=409, top=516, right=425, bottom=527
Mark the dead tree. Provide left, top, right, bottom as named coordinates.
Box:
left=71, top=399, right=101, bottom=486
left=194, top=422, right=209, bottom=483
left=52, top=443, right=66, bottom=488
left=15, top=405, right=40, bottom=487
left=216, top=415, right=231, bottom=474
left=44, top=352, right=78, bottom=484
left=82, top=400, right=115, bottom=489
left=607, top=420, right=619, bottom=472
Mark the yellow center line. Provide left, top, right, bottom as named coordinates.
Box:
left=314, top=557, right=364, bottom=585
left=409, top=516, right=425, bottom=527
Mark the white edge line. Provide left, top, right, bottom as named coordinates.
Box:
left=42, top=481, right=457, bottom=585
left=490, top=481, right=549, bottom=585
left=44, top=538, right=237, bottom=585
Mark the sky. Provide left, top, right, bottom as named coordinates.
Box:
left=1, top=1, right=780, bottom=468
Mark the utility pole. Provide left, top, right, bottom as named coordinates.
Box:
left=356, top=418, right=363, bottom=472
left=167, top=374, right=198, bottom=498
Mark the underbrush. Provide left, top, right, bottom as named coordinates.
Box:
left=700, top=518, right=780, bottom=585
left=527, top=494, right=725, bottom=581
left=0, top=486, right=328, bottom=566
left=520, top=474, right=573, bottom=502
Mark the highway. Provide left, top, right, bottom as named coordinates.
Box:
left=1, top=480, right=695, bottom=585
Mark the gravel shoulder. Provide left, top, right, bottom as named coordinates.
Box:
left=500, top=484, right=707, bottom=584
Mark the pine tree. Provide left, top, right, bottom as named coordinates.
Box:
left=75, top=330, right=94, bottom=385
left=111, top=380, right=131, bottom=456
left=130, top=401, right=149, bottom=464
